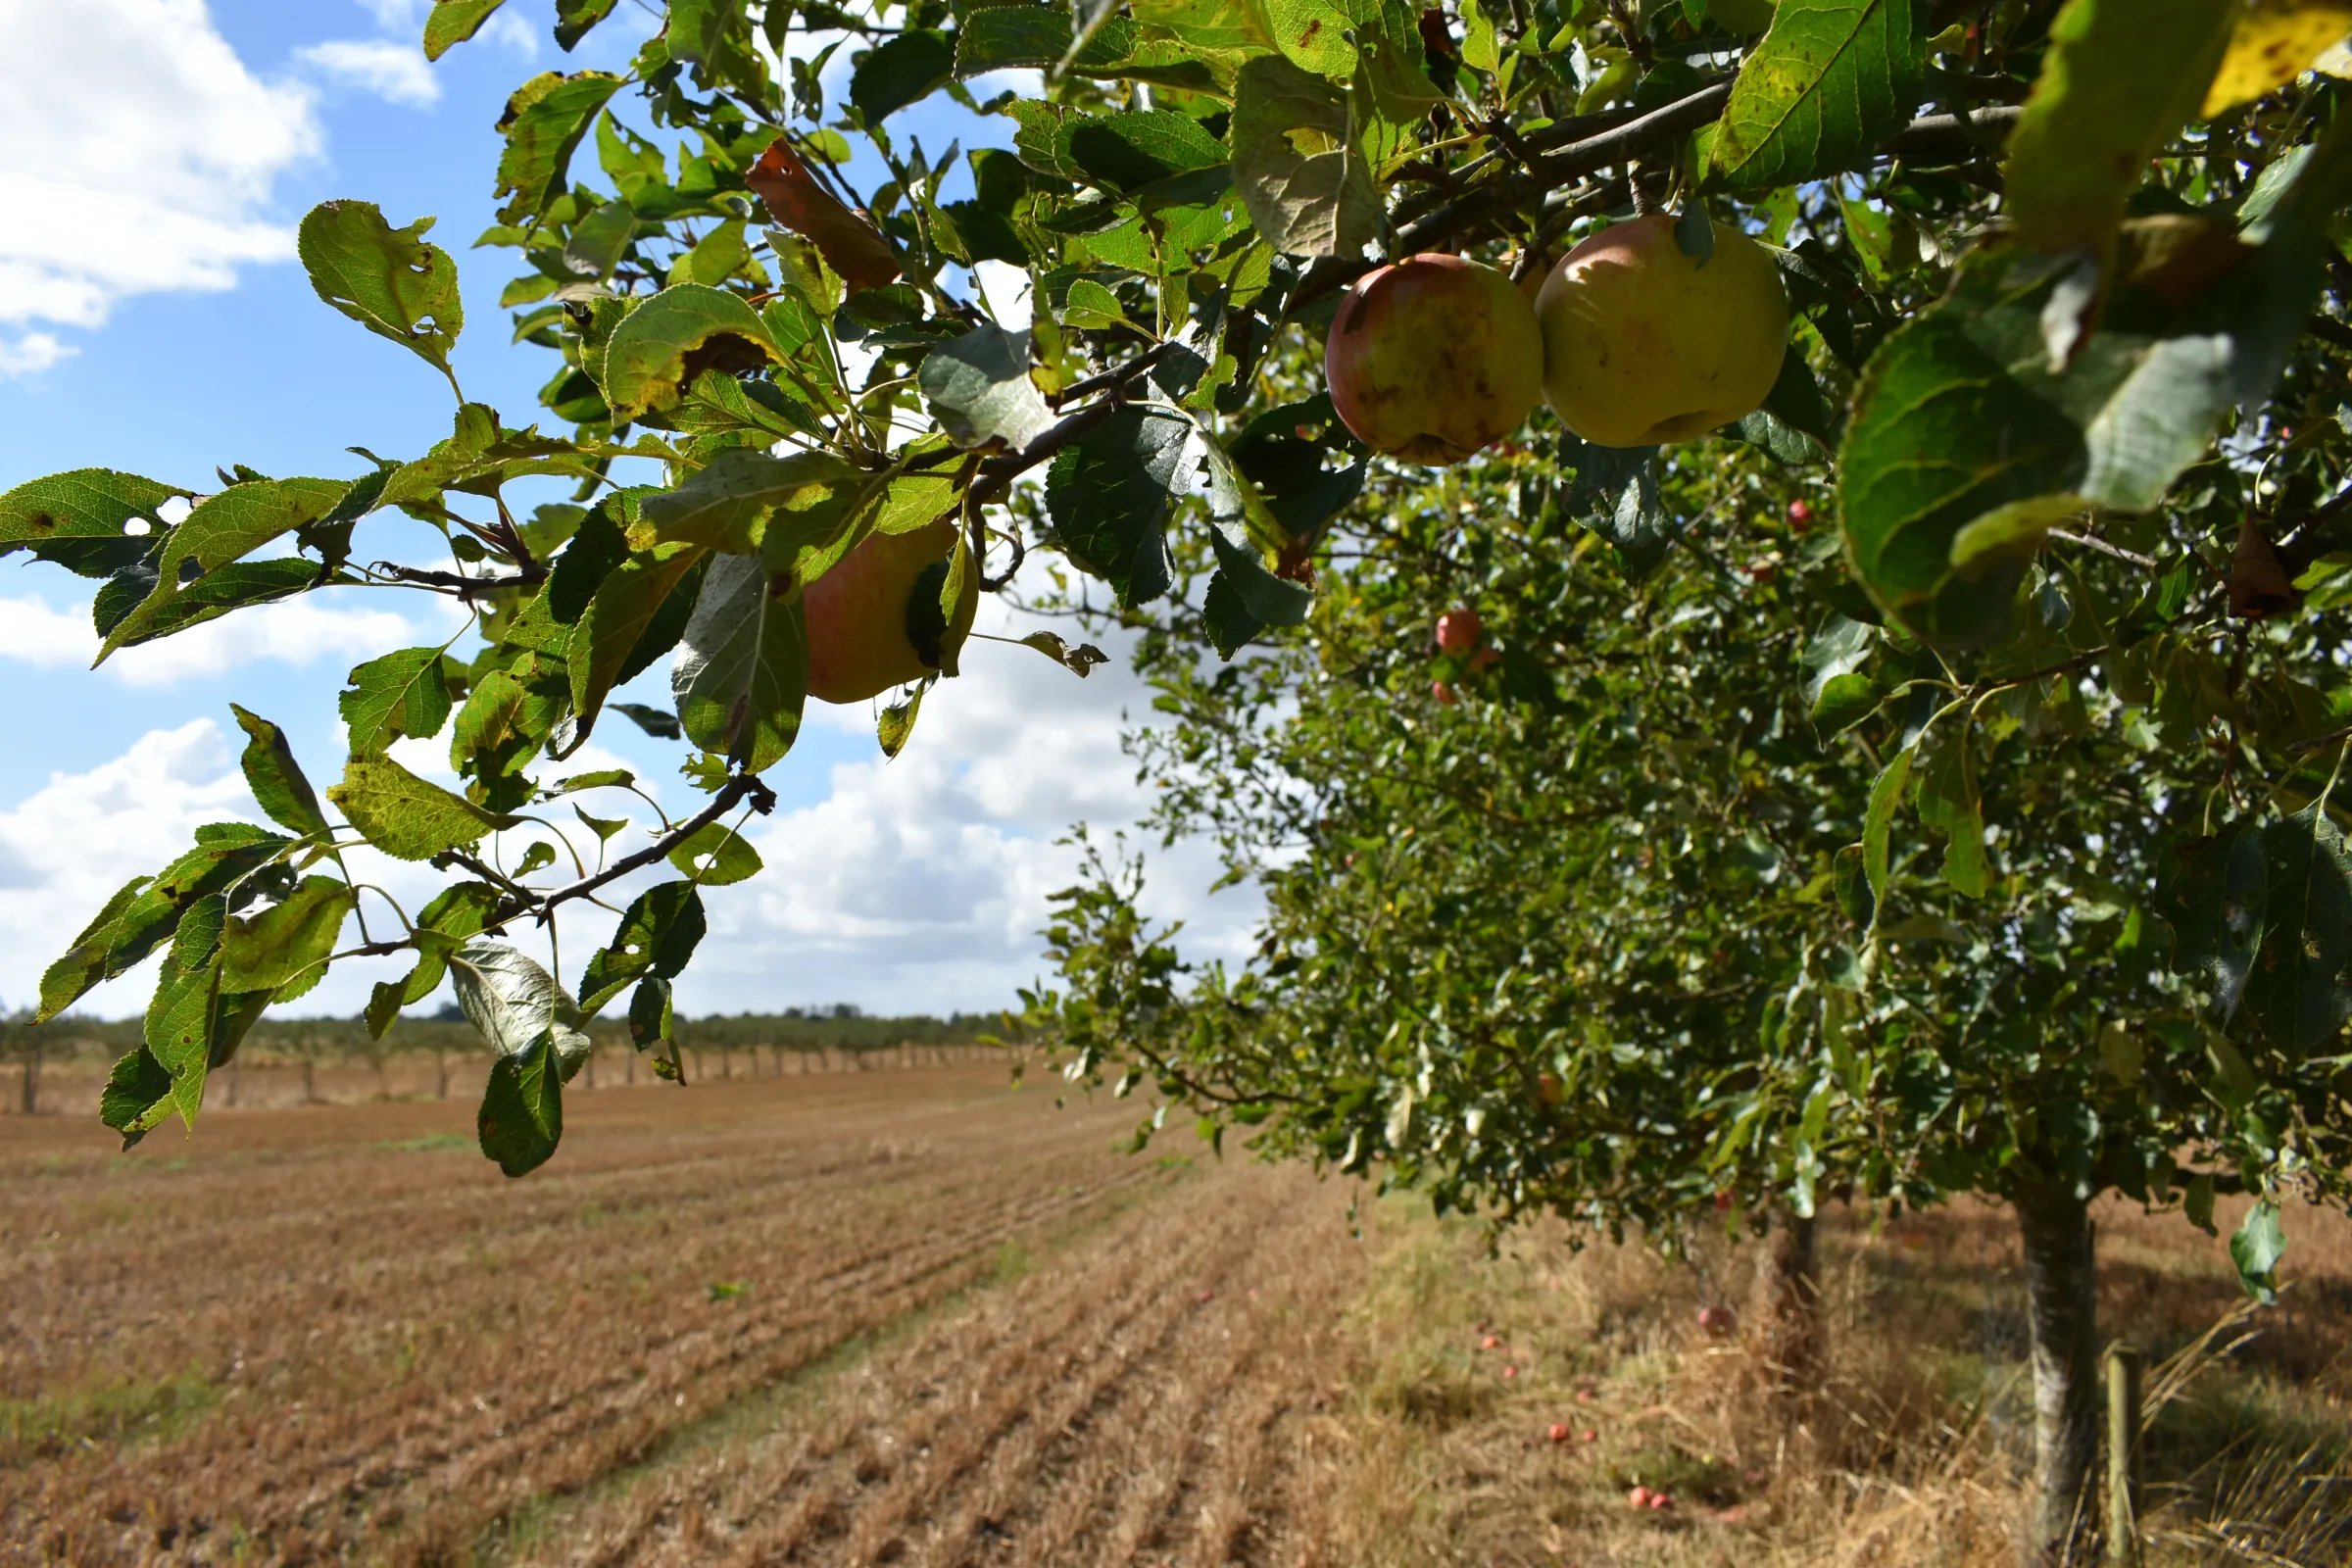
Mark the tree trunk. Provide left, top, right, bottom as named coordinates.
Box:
left=1758, top=1205, right=1822, bottom=1394
left=435, top=1048, right=449, bottom=1101
left=626, top=1053, right=635, bottom=1086
left=2014, top=1180, right=2101, bottom=1567
left=585, top=1049, right=596, bottom=1090
left=21, top=1038, right=39, bottom=1115
left=302, top=1058, right=317, bottom=1104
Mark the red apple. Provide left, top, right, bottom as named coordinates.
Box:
left=1547, top=1422, right=1571, bottom=1444
left=1501, top=1364, right=1518, bottom=1380
left=805, top=518, right=976, bottom=704
left=1581, top=1429, right=1598, bottom=1443
left=1697, top=1304, right=1738, bottom=1338
left=1436, top=607, right=1484, bottom=654
left=1787, top=498, right=1814, bottom=529
left=1326, top=254, right=1544, bottom=465
left=1649, top=1491, right=1673, bottom=1511
left=1535, top=216, right=1789, bottom=447
left=1628, top=1486, right=1652, bottom=1508
left=1714, top=1189, right=1735, bottom=1211
left=1433, top=680, right=1457, bottom=707
left=1481, top=1335, right=1500, bottom=1349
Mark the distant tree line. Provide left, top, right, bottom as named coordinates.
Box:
left=1, top=1004, right=1002, bottom=1110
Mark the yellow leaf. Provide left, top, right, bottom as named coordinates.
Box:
left=2202, top=1, right=2352, bottom=116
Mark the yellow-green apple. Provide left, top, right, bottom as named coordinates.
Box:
left=1325, top=254, right=1544, bottom=465
left=1535, top=216, right=1789, bottom=447
left=804, top=517, right=976, bottom=705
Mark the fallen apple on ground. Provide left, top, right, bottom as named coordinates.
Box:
left=1536, top=216, right=1788, bottom=448
left=1326, top=254, right=1544, bottom=465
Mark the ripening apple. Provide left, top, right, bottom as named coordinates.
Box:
left=805, top=518, right=977, bottom=705
left=1326, top=254, right=1544, bottom=465
left=1787, top=498, right=1814, bottom=530
left=1433, top=680, right=1458, bottom=707
left=1547, top=1422, right=1571, bottom=1444
left=1628, top=1486, right=1652, bottom=1508
left=1436, top=608, right=1484, bottom=655
left=1535, top=216, right=1789, bottom=448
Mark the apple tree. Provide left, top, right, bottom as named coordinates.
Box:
left=4, top=0, right=2352, bottom=1559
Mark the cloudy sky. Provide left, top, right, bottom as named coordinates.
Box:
left=0, top=0, right=1258, bottom=1021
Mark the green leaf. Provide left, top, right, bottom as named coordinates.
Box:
left=629, top=975, right=678, bottom=1065
left=1016, top=630, right=1112, bottom=676
left=99, top=1048, right=175, bottom=1151
left=39, top=826, right=296, bottom=1021
left=339, top=647, right=458, bottom=758
left=672, top=554, right=808, bottom=772
left=450, top=937, right=591, bottom=1059
left=327, top=757, right=520, bottom=860
left=1231, top=56, right=1385, bottom=260
left=220, top=876, right=357, bottom=994
left=1563, top=441, right=1674, bottom=578
left=1047, top=407, right=1192, bottom=607
left=2185, top=1171, right=2218, bottom=1233
left=612, top=701, right=684, bottom=739
left=423, top=0, right=507, bottom=59
left=396, top=881, right=504, bottom=1006
left=1067, top=111, right=1228, bottom=195
left=879, top=683, right=925, bottom=758
left=632, top=448, right=867, bottom=558
left=494, top=71, right=623, bottom=225
left=579, top=881, right=708, bottom=1014
left=449, top=662, right=568, bottom=808
left=228, top=705, right=329, bottom=838
left=668, top=820, right=763, bottom=885
left=568, top=544, right=708, bottom=744
left=98, top=477, right=348, bottom=659
left=548, top=496, right=636, bottom=622
left=2247, top=801, right=2352, bottom=1052
left=1912, top=724, right=1992, bottom=897
left=2230, top=1198, right=2287, bottom=1303
left=297, top=202, right=465, bottom=378
left=0, top=468, right=187, bottom=554
left=598, top=283, right=783, bottom=422
left=2159, top=825, right=2268, bottom=1022
left=143, top=895, right=226, bottom=1124
left=853, top=28, right=956, bottom=122
left=1202, top=524, right=1314, bottom=658
left=1706, top=0, right=1927, bottom=192
left=556, top=0, right=621, bottom=50
left=478, top=1032, right=564, bottom=1176
left=2001, top=0, right=2234, bottom=261
left=1862, top=742, right=1917, bottom=917
left=919, top=322, right=1056, bottom=451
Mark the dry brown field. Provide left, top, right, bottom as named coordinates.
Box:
left=3, top=1063, right=2347, bottom=1568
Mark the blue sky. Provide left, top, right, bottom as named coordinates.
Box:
left=0, top=0, right=1252, bottom=1020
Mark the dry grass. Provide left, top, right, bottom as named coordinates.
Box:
left=1282, top=1193, right=2352, bottom=1568
left=4, top=1074, right=2345, bottom=1567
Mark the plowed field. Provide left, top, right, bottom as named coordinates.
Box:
left=0, top=1065, right=1370, bottom=1567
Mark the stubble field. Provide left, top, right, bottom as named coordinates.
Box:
left=4, top=1062, right=2347, bottom=1568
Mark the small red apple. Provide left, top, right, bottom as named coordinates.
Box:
left=1628, top=1486, right=1651, bottom=1508
left=1547, top=1422, right=1571, bottom=1444
left=1198, top=1289, right=1215, bottom=1302
left=1436, top=608, right=1484, bottom=654
left=1787, top=498, right=1814, bottom=530
left=1433, top=680, right=1457, bottom=707
left=1501, top=1365, right=1518, bottom=1380
left=1536, top=1071, right=1564, bottom=1106
left=1697, top=1304, right=1738, bottom=1338
left=1481, top=1335, right=1500, bottom=1349
left=1714, top=1189, right=1735, bottom=1211
left=1469, top=646, right=1500, bottom=672
left=1649, top=1491, right=1673, bottom=1511
left=1575, top=1388, right=1594, bottom=1404
left=1581, top=1429, right=1598, bottom=1443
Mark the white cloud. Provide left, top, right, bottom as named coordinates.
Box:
left=0, top=333, right=75, bottom=376
left=0, top=0, right=319, bottom=347
left=480, top=10, right=541, bottom=58
left=0, top=590, right=447, bottom=687
left=294, top=38, right=441, bottom=108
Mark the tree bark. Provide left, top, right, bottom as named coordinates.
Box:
left=20, top=1038, right=39, bottom=1115
left=2014, top=1180, right=2102, bottom=1567
left=1759, top=1206, right=1822, bottom=1394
